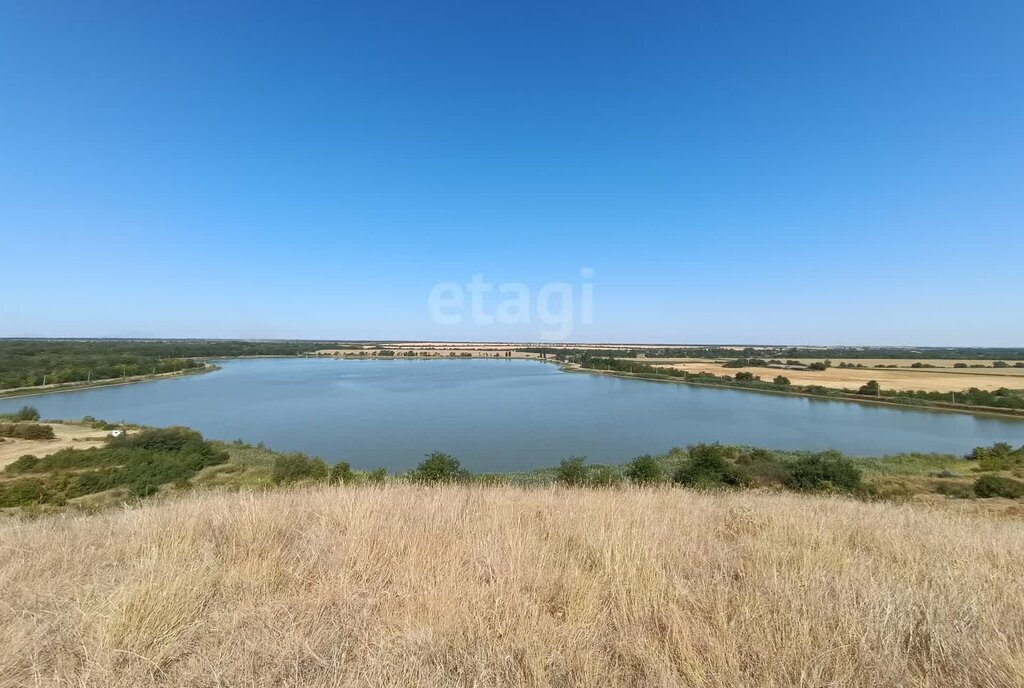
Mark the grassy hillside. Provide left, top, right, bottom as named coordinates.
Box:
left=1, top=484, right=1023, bottom=687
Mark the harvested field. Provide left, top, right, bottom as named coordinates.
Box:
left=647, top=361, right=1024, bottom=393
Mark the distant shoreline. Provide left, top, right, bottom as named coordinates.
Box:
left=559, top=363, right=1024, bottom=422
left=3, top=354, right=1022, bottom=422
left=0, top=363, right=219, bottom=400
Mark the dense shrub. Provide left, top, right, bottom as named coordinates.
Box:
left=329, top=461, right=354, bottom=484
left=0, top=478, right=51, bottom=507
left=674, top=444, right=750, bottom=488
left=0, top=406, right=41, bottom=421
left=784, top=451, right=861, bottom=492
left=934, top=481, right=974, bottom=499
left=271, top=453, right=329, bottom=485
left=735, top=448, right=792, bottom=485
left=858, top=381, right=881, bottom=395
left=589, top=465, right=622, bottom=487
left=966, top=443, right=1024, bottom=470
left=624, top=454, right=664, bottom=485
left=973, top=475, right=1024, bottom=499
left=4, top=454, right=40, bottom=472
left=121, top=427, right=205, bottom=452
left=556, top=456, right=588, bottom=486
left=410, top=452, right=469, bottom=483
left=0, top=423, right=56, bottom=440
left=773, top=376, right=791, bottom=386
left=0, top=427, right=232, bottom=505
left=366, top=467, right=388, bottom=484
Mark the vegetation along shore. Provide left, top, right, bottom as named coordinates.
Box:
left=2, top=413, right=1024, bottom=686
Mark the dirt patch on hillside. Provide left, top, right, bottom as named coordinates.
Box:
left=0, top=423, right=110, bottom=469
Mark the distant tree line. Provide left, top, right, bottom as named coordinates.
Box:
left=0, top=339, right=355, bottom=390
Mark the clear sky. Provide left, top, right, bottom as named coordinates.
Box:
left=1, top=1, right=1022, bottom=344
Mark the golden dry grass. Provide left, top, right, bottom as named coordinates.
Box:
left=2, top=485, right=1024, bottom=687
left=648, top=361, right=1024, bottom=393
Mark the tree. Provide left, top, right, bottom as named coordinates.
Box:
left=589, top=465, right=621, bottom=487
left=973, top=475, right=1024, bottom=498
left=773, top=376, right=791, bottom=386
left=556, top=456, right=587, bottom=486
left=673, top=444, right=749, bottom=488
left=858, top=380, right=881, bottom=395
left=410, top=452, right=468, bottom=483
left=784, top=451, right=861, bottom=492
left=329, top=461, right=353, bottom=484
left=271, top=453, right=329, bottom=484
left=14, top=406, right=40, bottom=421
left=624, top=454, right=663, bottom=485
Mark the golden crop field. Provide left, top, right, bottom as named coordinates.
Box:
left=647, top=361, right=1024, bottom=393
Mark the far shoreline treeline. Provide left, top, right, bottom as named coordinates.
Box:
left=1, top=339, right=1023, bottom=419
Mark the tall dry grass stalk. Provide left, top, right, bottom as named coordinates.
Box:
left=2, top=485, right=1023, bottom=687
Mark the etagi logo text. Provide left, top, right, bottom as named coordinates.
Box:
left=427, top=269, right=594, bottom=340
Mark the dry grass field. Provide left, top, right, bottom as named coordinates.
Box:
left=634, top=358, right=1024, bottom=371
left=2, top=485, right=1024, bottom=687
left=646, top=361, right=1024, bottom=393
left=0, top=422, right=109, bottom=469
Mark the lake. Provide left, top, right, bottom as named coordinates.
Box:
left=2, top=357, right=1023, bottom=471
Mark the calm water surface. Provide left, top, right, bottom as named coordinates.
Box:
left=2, top=358, right=1023, bottom=471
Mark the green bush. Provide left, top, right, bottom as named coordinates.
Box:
left=271, top=453, right=329, bottom=485
left=366, top=467, right=388, bottom=484
left=329, top=461, right=353, bottom=484
left=11, top=406, right=40, bottom=421
left=966, top=443, right=1024, bottom=470
left=556, top=456, right=587, bottom=486
left=784, top=451, right=861, bottom=492
left=858, top=380, right=881, bottom=395
left=973, top=475, right=1024, bottom=499
left=735, top=448, right=792, bottom=486
left=934, top=481, right=974, bottom=499
left=122, top=427, right=205, bottom=452
left=410, top=452, right=469, bottom=483
left=0, top=423, right=56, bottom=440
left=624, top=454, right=663, bottom=485
left=0, top=478, right=50, bottom=507
left=773, top=376, right=791, bottom=385
left=4, top=454, right=40, bottom=473
left=589, top=465, right=621, bottom=487
left=674, top=444, right=750, bottom=488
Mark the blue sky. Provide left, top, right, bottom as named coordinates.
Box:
left=1, top=1, right=1021, bottom=344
